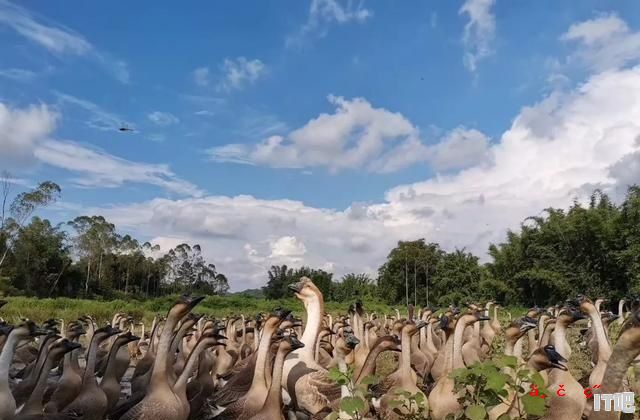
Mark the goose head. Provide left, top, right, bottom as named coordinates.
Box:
left=529, top=344, right=568, bottom=371
left=288, top=277, right=322, bottom=302
left=170, top=295, right=205, bottom=320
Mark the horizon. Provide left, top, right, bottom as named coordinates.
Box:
left=2, top=0, right=640, bottom=292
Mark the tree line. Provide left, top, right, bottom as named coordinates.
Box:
left=0, top=173, right=228, bottom=299
left=263, top=187, right=640, bottom=306
left=2, top=172, right=639, bottom=306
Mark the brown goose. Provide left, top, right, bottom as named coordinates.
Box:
left=13, top=328, right=60, bottom=407
left=0, top=321, right=43, bottom=420
left=543, top=308, right=586, bottom=420
left=589, top=308, right=640, bottom=420
left=354, top=335, right=401, bottom=385
left=44, top=323, right=86, bottom=413
left=282, top=278, right=341, bottom=418
left=380, top=321, right=428, bottom=419
left=211, top=309, right=291, bottom=408
left=247, top=334, right=304, bottom=420
left=130, top=317, right=163, bottom=395
left=18, top=339, right=80, bottom=416
left=575, top=296, right=612, bottom=387
left=101, top=332, right=141, bottom=413
left=173, top=332, right=227, bottom=419
left=430, top=313, right=486, bottom=420
left=187, top=323, right=221, bottom=419
left=212, top=311, right=287, bottom=419
left=62, top=325, right=121, bottom=419
left=120, top=295, right=204, bottom=420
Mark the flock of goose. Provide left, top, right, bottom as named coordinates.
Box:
left=0, top=278, right=639, bottom=419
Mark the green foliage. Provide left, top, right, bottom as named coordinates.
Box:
left=326, top=366, right=430, bottom=420
left=262, top=265, right=334, bottom=299
left=377, top=239, right=487, bottom=307
left=450, top=357, right=550, bottom=419
left=332, top=273, right=377, bottom=301
left=0, top=294, right=395, bottom=325
left=377, top=239, right=443, bottom=306
left=327, top=366, right=377, bottom=420
left=487, top=188, right=640, bottom=305
left=388, top=389, right=429, bottom=420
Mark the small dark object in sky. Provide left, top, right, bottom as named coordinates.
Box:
left=119, top=124, right=134, bottom=132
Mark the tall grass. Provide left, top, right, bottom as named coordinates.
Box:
left=0, top=295, right=396, bottom=324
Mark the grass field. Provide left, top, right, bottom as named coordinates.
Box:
left=0, top=294, right=401, bottom=324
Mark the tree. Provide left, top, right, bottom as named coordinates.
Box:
left=377, top=240, right=443, bottom=306
left=164, top=243, right=228, bottom=295
left=263, top=265, right=295, bottom=299
left=9, top=217, right=70, bottom=297
left=333, top=273, right=376, bottom=301
left=429, top=249, right=486, bottom=306
left=486, top=187, right=639, bottom=305
left=68, top=215, right=119, bottom=294
left=0, top=178, right=61, bottom=270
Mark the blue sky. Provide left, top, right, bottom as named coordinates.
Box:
left=2, top=0, right=640, bottom=290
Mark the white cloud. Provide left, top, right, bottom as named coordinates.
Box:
left=54, top=91, right=132, bottom=132
left=0, top=0, right=91, bottom=54
left=459, top=0, right=496, bottom=73
left=286, top=0, right=372, bottom=47
left=209, top=95, right=419, bottom=172
left=34, top=139, right=204, bottom=197
left=427, top=127, right=492, bottom=171
left=0, top=68, right=37, bottom=82
left=270, top=236, right=307, bottom=259
left=218, top=57, right=266, bottom=91
left=560, top=13, right=640, bottom=71
left=0, top=102, right=57, bottom=167
left=0, top=101, right=202, bottom=197
left=89, top=65, right=640, bottom=291
left=0, top=1, right=129, bottom=82
left=147, top=111, right=179, bottom=126
left=208, top=95, right=492, bottom=174
left=193, top=67, right=210, bottom=87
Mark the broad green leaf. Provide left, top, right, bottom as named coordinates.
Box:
left=522, top=394, right=547, bottom=416
left=494, top=355, right=518, bottom=368
left=340, top=397, right=365, bottom=415
left=486, top=371, right=507, bottom=391
left=328, top=368, right=343, bottom=382
left=465, top=404, right=487, bottom=420
left=530, top=372, right=545, bottom=387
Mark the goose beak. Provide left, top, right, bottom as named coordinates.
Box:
left=289, top=335, right=304, bottom=350
left=551, top=361, right=568, bottom=371
left=571, top=311, right=586, bottom=321
left=345, top=335, right=360, bottom=349
left=288, top=281, right=304, bottom=293
left=187, top=296, right=205, bottom=309
left=64, top=341, right=82, bottom=352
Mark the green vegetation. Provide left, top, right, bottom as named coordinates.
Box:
left=377, top=187, right=640, bottom=307
left=0, top=294, right=395, bottom=325
left=449, top=356, right=549, bottom=419
left=2, top=175, right=640, bottom=310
